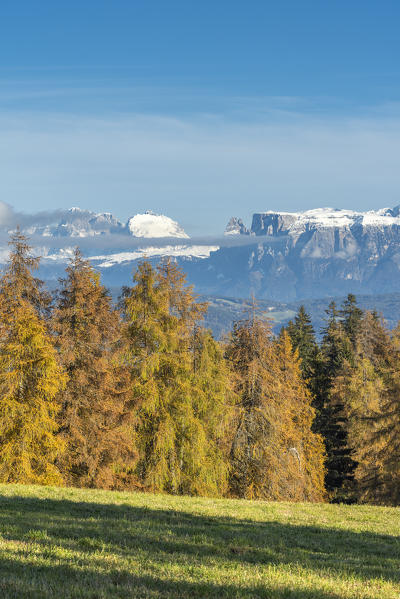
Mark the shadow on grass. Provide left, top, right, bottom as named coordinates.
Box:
left=0, top=493, right=398, bottom=598
left=0, top=559, right=354, bottom=599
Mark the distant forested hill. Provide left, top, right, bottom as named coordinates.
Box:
left=200, top=292, right=400, bottom=339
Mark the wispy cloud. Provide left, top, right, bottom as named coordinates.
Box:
left=1, top=103, right=400, bottom=235
left=0, top=201, right=86, bottom=229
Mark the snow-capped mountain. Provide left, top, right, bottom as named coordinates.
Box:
left=127, top=212, right=189, bottom=238
left=230, top=206, right=400, bottom=236
left=7, top=203, right=400, bottom=303
left=27, top=209, right=125, bottom=238
left=183, top=205, right=400, bottom=300
left=24, top=208, right=189, bottom=239
left=10, top=207, right=217, bottom=281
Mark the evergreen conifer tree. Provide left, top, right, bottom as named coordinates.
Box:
left=331, top=349, right=384, bottom=503
left=327, top=311, right=398, bottom=503
left=319, top=309, right=400, bottom=504
left=286, top=305, right=319, bottom=381
left=340, top=294, right=363, bottom=351
left=314, top=301, right=357, bottom=500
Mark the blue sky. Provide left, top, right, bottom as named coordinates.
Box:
left=1, top=1, right=400, bottom=234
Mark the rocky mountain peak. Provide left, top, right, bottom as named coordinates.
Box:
left=224, top=217, right=250, bottom=235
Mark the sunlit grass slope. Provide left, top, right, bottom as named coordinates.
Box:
left=0, top=484, right=398, bottom=598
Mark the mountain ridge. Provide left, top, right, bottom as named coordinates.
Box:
left=225, top=206, right=400, bottom=237
left=4, top=203, right=400, bottom=304
left=23, top=207, right=189, bottom=239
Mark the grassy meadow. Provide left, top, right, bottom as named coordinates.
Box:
left=0, top=484, right=398, bottom=598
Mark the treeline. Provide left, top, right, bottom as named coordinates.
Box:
left=0, top=231, right=398, bottom=505
left=287, top=299, right=400, bottom=505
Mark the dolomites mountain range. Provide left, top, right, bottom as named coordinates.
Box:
left=23, top=208, right=189, bottom=239
left=3, top=205, right=400, bottom=301
left=206, top=206, right=400, bottom=299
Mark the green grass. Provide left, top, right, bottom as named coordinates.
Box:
left=0, top=485, right=398, bottom=598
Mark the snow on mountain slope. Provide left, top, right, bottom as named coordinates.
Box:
left=285, top=207, right=400, bottom=230
left=231, top=206, right=400, bottom=236
left=11, top=202, right=400, bottom=303
left=127, top=212, right=189, bottom=238
left=292, top=208, right=360, bottom=229
left=24, top=207, right=126, bottom=237
left=12, top=207, right=207, bottom=270
left=91, top=245, right=218, bottom=268
left=23, top=208, right=189, bottom=239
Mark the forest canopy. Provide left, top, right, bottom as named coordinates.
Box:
left=0, top=231, right=398, bottom=505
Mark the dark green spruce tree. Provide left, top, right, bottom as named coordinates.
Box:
left=314, top=301, right=357, bottom=501
left=340, top=294, right=363, bottom=351
left=286, top=305, right=319, bottom=381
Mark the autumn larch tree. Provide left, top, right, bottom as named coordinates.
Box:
left=54, top=248, right=133, bottom=489
left=226, top=313, right=325, bottom=502
left=123, top=259, right=231, bottom=496
left=273, top=330, right=326, bottom=501
left=0, top=229, right=66, bottom=484
left=190, top=326, right=234, bottom=496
